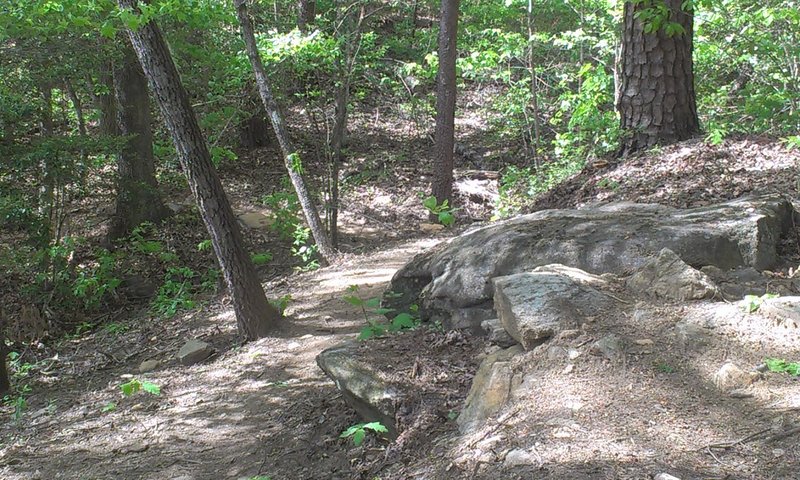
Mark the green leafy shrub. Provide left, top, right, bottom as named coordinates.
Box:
left=340, top=421, right=388, bottom=446
left=151, top=267, right=198, bottom=318
left=120, top=378, right=161, bottom=396
left=422, top=195, right=456, bottom=227
left=764, top=358, right=800, bottom=376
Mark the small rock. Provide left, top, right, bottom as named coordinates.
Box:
left=729, top=390, right=754, bottom=399
left=567, top=348, right=581, bottom=360
left=634, top=338, right=654, bottom=346
left=420, top=222, right=445, bottom=233
left=562, top=364, right=574, bottom=374
left=238, top=212, right=272, bottom=230
left=558, top=329, right=581, bottom=340
left=177, top=339, right=213, bottom=366
left=654, top=474, right=681, bottom=480
left=590, top=334, right=624, bottom=360
left=138, top=360, right=159, bottom=373
left=503, top=448, right=540, bottom=468
left=481, top=318, right=518, bottom=347
left=713, top=362, right=761, bottom=391
left=675, top=320, right=710, bottom=348
left=773, top=448, right=785, bottom=458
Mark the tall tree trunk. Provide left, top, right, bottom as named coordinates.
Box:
left=617, top=0, right=699, bottom=156
left=526, top=0, right=541, bottom=165
left=64, top=78, right=87, bottom=137
left=117, top=0, right=280, bottom=340
left=108, top=44, right=170, bottom=240
left=327, top=4, right=364, bottom=249
left=0, top=311, right=10, bottom=397
left=38, top=83, right=55, bottom=223
left=86, top=62, right=120, bottom=136
left=297, top=0, right=316, bottom=32
left=431, top=0, right=460, bottom=206
left=235, top=0, right=335, bottom=262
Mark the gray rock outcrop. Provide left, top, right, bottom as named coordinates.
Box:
left=627, top=248, right=719, bottom=301
left=385, top=196, right=793, bottom=329
left=457, top=345, right=523, bottom=433
left=492, top=265, right=619, bottom=349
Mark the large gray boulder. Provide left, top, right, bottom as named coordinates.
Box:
left=316, top=343, right=400, bottom=437
left=493, top=265, right=618, bottom=349
left=386, top=196, right=794, bottom=329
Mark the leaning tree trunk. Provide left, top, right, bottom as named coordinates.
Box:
left=431, top=0, right=460, bottom=206
left=235, top=0, right=335, bottom=262
left=117, top=0, right=280, bottom=340
left=108, top=44, right=170, bottom=240
left=617, top=0, right=699, bottom=156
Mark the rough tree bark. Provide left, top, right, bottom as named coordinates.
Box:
left=617, top=0, right=699, bottom=156
left=117, top=0, right=280, bottom=340
left=235, top=0, right=335, bottom=262
left=86, top=62, right=120, bottom=136
left=64, top=78, right=87, bottom=137
left=431, top=0, right=460, bottom=206
left=0, top=311, right=9, bottom=397
left=327, top=4, right=364, bottom=249
left=297, top=0, right=316, bottom=32
left=108, top=44, right=170, bottom=240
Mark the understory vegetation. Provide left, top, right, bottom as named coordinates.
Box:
left=0, top=2, right=799, bottom=473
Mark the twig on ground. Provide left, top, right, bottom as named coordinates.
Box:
left=701, top=427, right=772, bottom=450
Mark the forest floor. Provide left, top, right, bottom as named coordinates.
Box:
left=2, top=118, right=800, bottom=479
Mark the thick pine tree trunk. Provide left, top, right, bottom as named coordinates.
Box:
left=117, top=0, right=280, bottom=340
left=431, top=0, right=460, bottom=206
left=235, top=0, right=335, bottom=262
left=108, top=45, right=170, bottom=240
left=617, top=0, right=699, bottom=156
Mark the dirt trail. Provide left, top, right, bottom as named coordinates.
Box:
left=0, top=238, right=441, bottom=480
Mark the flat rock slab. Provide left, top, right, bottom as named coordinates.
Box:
left=493, top=265, right=618, bottom=349
left=385, top=196, right=793, bottom=329
left=177, top=339, right=213, bottom=366
left=316, top=343, right=400, bottom=438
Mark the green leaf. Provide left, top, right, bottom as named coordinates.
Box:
left=364, top=298, right=381, bottom=309
left=99, top=21, right=116, bottom=39
left=141, top=381, right=161, bottom=396
left=362, top=422, right=388, bottom=433
left=340, top=424, right=361, bottom=438
left=357, top=327, right=376, bottom=341
left=343, top=295, right=364, bottom=307
left=352, top=429, right=366, bottom=446
left=102, top=402, right=117, bottom=413
left=422, top=195, right=438, bottom=211
left=391, top=313, right=416, bottom=330
left=120, top=379, right=140, bottom=396
left=438, top=211, right=455, bottom=226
